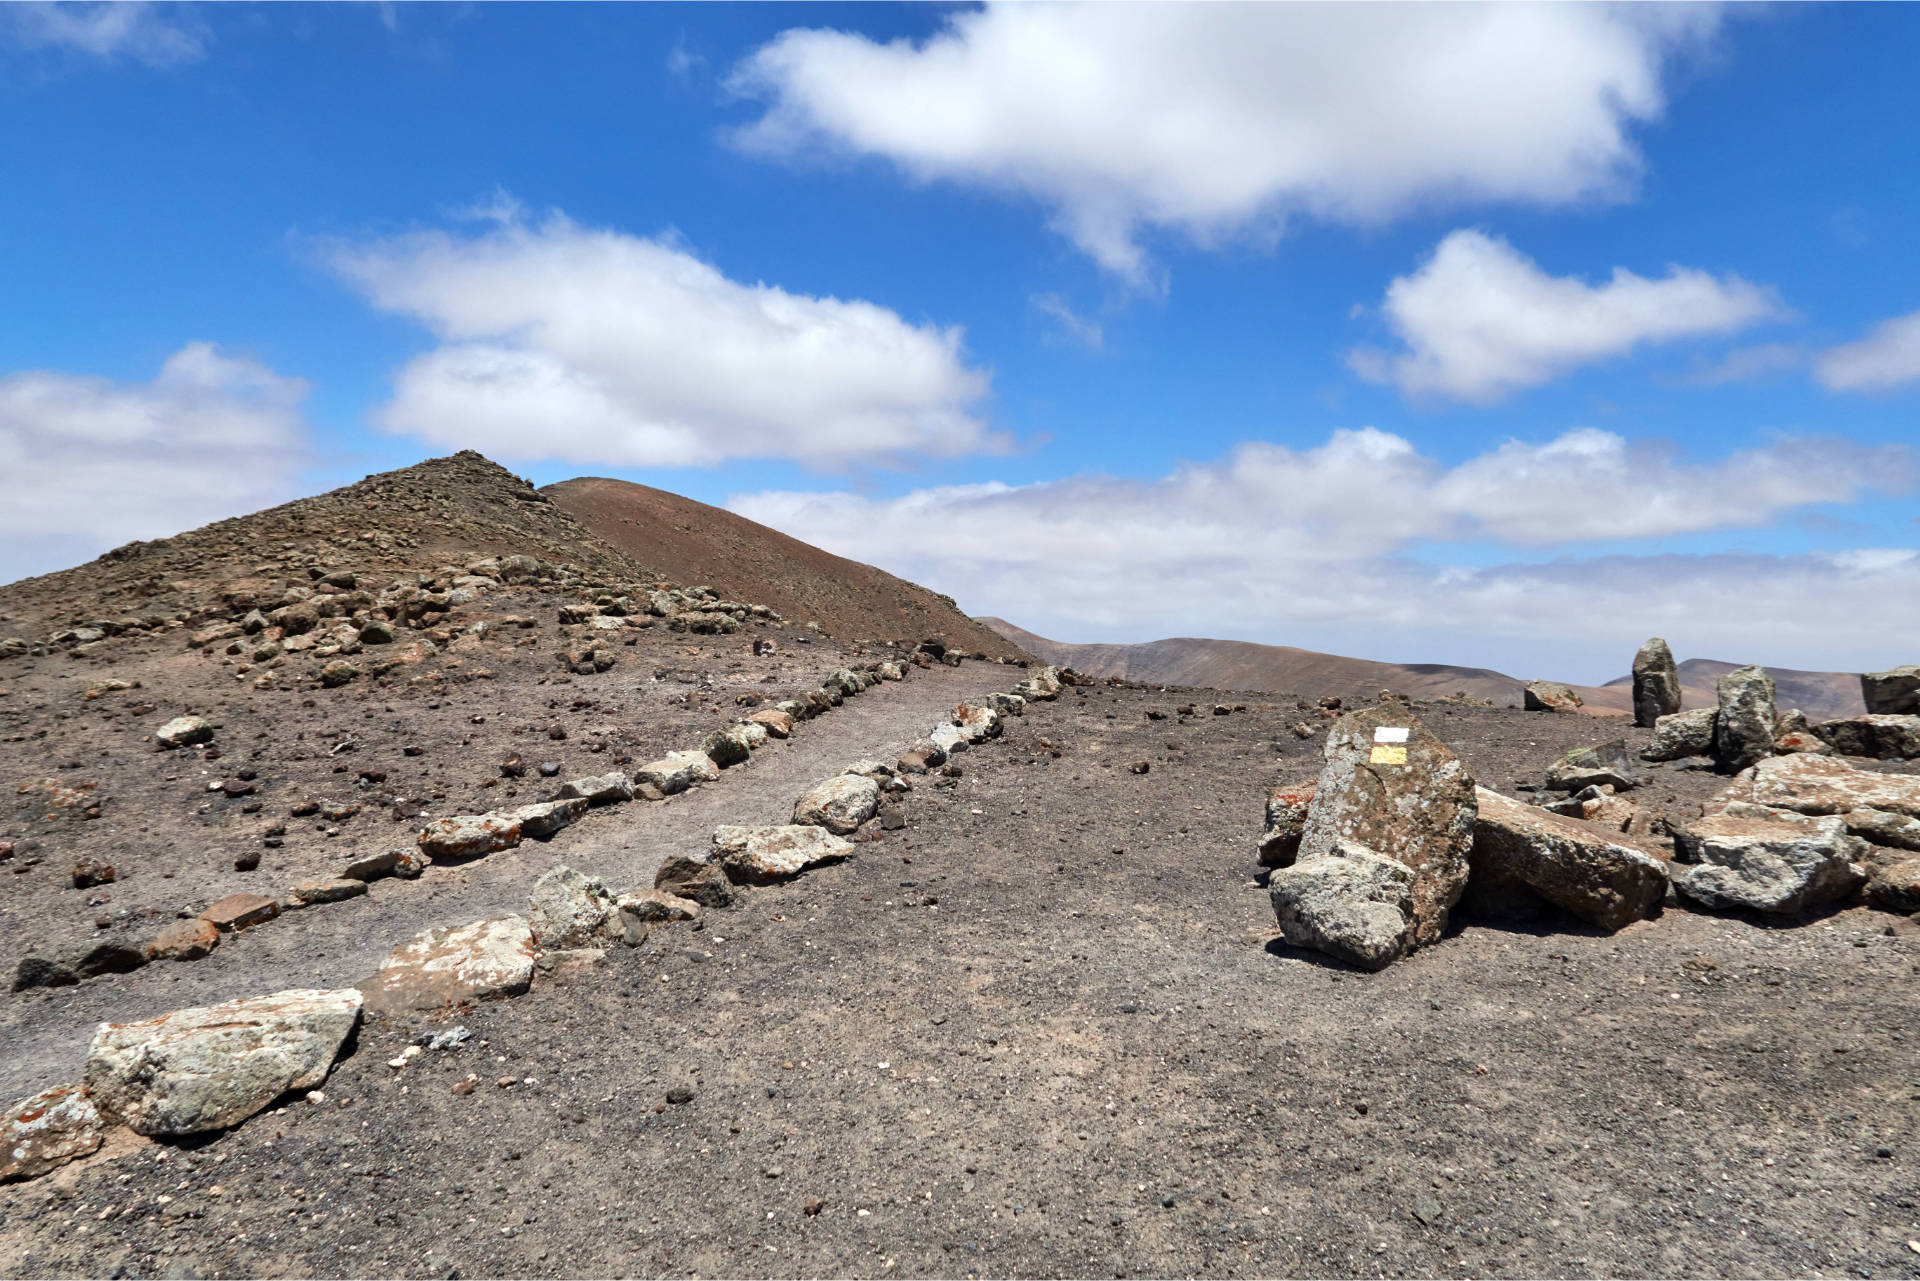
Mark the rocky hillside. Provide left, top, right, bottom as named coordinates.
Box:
left=0, top=452, right=648, bottom=640
left=545, top=477, right=1028, bottom=661
left=985, top=619, right=1866, bottom=720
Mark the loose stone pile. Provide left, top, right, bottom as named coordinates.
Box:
left=1262, top=646, right=1920, bottom=970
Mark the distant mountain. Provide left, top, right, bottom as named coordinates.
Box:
left=981, top=619, right=1866, bottom=721
left=546, top=477, right=1029, bottom=661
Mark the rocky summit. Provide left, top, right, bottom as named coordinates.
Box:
left=1, top=464, right=1917, bottom=1281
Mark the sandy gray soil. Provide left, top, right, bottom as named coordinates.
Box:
left=5, top=684, right=1917, bottom=1280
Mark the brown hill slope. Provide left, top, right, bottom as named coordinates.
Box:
left=981, top=617, right=1531, bottom=704
left=546, top=477, right=1027, bottom=660
left=0, top=450, right=646, bottom=635
left=983, top=620, right=1865, bottom=720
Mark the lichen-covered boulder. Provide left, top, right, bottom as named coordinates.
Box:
left=85, top=989, right=362, bottom=1136
left=1, top=1084, right=103, bottom=1182
left=1469, top=788, right=1667, bottom=931
left=1714, top=665, right=1778, bottom=774
left=711, top=824, right=853, bottom=884
left=1672, top=804, right=1867, bottom=914
left=1631, top=637, right=1682, bottom=728
left=634, top=750, right=720, bottom=795
left=1299, top=708, right=1476, bottom=949
left=793, top=774, right=880, bottom=835
left=359, top=916, right=536, bottom=1014
left=1643, top=708, right=1716, bottom=762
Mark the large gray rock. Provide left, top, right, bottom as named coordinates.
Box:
left=1631, top=637, right=1682, bottom=728
left=1, top=1084, right=103, bottom=1182
left=1269, top=842, right=1417, bottom=971
left=1843, top=808, right=1920, bottom=852
left=557, top=772, right=635, bottom=806
left=1866, top=859, right=1920, bottom=913
left=359, top=916, right=536, bottom=1014
left=1672, top=804, right=1867, bottom=914
left=1715, top=753, right=1920, bottom=819
left=634, top=750, right=719, bottom=795
left=952, top=703, right=1001, bottom=741
left=1014, top=666, right=1064, bottom=701
left=1714, top=665, right=1777, bottom=774
left=154, top=716, right=213, bottom=748
left=526, top=866, right=619, bottom=948
left=711, top=824, right=853, bottom=884
left=1861, top=665, right=1920, bottom=715
left=792, top=774, right=880, bottom=835
left=1545, top=740, right=1638, bottom=792
left=1299, top=707, right=1476, bottom=949
left=85, top=989, right=362, bottom=1136
left=1468, top=788, right=1667, bottom=931
left=1643, top=708, right=1716, bottom=762
left=1811, top=715, right=1920, bottom=761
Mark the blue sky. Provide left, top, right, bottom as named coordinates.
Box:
left=2, top=2, right=1917, bottom=680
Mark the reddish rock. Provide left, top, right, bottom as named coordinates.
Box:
left=199, top=893, right=280, bottom=932
left=1257, top=781, right=1316, bottom=868
left=1, top=1084, right=103, bottom=1182
left=146, top=918, right=220, bottom=962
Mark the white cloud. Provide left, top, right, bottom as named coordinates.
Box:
left=729, top=427, right=1918, bottom=678
left=1351, top=230, right=1785, bottom=403
left=0, top=344, right=309, bottom=584
left=1678, top=342, right=1805, bottom=387
left=1815, top=308, right=1920, bottom=392
left=730, top=3, right=1719, bottom=281
left=6, top=2, right=204, bottom=65
left=1030, top=293, right=1103, bottom=351
left=330, top=210, right=1001, bottom=469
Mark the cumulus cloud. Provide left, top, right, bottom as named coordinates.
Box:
left=6, top=2, right=204, bottom=65
left=731, top=3, right=1718, bottom=281
left=730, top=427, right=1918, bottom=678
left=0, top=344, right=309, bottom=584
left=1815, top=308, right=1920, bottom=392
left=1350, top=231, right=1785, bottom=403
left=330, top=210, right=1000, bottom=469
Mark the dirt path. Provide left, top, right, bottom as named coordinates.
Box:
left=0, top=662, right=1006, bottom=1102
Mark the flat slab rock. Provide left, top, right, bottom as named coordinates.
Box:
left=359, top=915, right=536, bottom=1014
left=711, top=824, right=853, bottom=884
left=85, top=988, right=363, bottom=1136
left=633, top=750, right=720, bottom=795
left=1299, top=707, right=1476, bottom=949
left=1469, top=788, right=1667, bottom=931
left=2, top=1084, right=104, bottom=1182
left=1715, top=754, right=1920, bottom=820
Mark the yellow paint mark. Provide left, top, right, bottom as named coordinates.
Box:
left=1369, top=745, right=1408, bottom=766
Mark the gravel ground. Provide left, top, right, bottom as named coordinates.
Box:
left=4, top=684, right=1917, bottom=1279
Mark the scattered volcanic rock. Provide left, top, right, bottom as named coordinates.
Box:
left=1298, top=707, right=1476, bottom=949
left=1860, top=665, right=1920, bottom=715
left=1632, top=637, right=1683, bottom=728
left=1643, top=708, right=1717, bottom=762
left=1715, top=753, right=1920, bottom=819
left=653, top=856, right=734, bottom=909
left=1672, top=804, right=1867, bottom=915
left=1714, top=665, right=1778, bottom=774
left=1545, top=740, right=1639, bottom=792
left=526, top=866, right=619, bottom=948
left=418, top=812, right=523, bottom=862
left=360, top=916, right=537, bottom=1015
left=199, top=892, right=280, bottom=932
left=0, top=1084, right=104, bottom=1183
left=146, top=918, right=221, bottom=962
left=1811, top=715, right=1920, bottom=760
left=503, top=798, right=588, bottom=839
left=154, top=716, right=213, bottom=748
left=793, top=774, right=881, bottom=836
left=1257, top=781, right=1316, bottom=869
left=634, top=750, right=720, bottom=796
left=85, top=988, right=363, bottom=1136
left=557, top=771, right=636, bottom=807
left=1468, top=788, right=1667, bottom=931
left=711, top=824, right=853, bottom=884
left=1268, top=840, right=1417, bottom=971
left=1522, top=682, right=1583, bottom=713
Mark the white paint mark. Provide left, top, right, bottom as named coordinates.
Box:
left=1374, top=727, right=1410, bottom=743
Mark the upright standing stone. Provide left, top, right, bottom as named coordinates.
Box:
left=1631, top=638, right=1682, bottom=728
left=1714, top=665, right=1777, bottom=774
left=1298, top=707, right=1477, bottom=948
